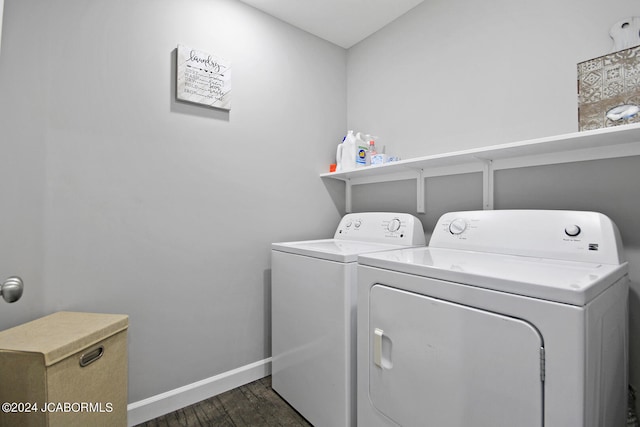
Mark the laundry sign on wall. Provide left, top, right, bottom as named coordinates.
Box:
left=176, top=44, right=231, bottom=110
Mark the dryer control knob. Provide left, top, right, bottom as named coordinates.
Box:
left=388, top=218, right=401, bottom=232
left=449, top=218, right=468, bottom=235
left=565, top=225, right=581, bottom=237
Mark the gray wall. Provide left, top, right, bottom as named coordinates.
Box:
left=0, top=0, right=47, bottom=331
left=0, top=0, right=345, bottom=402
left=347, top=0, right=640, bottom=393
left=347, top=0, right=639, bottom=157
left=0, top=0, right=4, bottom=54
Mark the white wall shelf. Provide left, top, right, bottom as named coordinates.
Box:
left=321, top=123, right=640, bottom=213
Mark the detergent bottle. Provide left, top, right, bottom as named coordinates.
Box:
left=336, top=130, right=357, bottom=171
left=355, top=132, right=370, bottom=167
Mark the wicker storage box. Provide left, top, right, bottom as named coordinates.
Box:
left=578, top=45, right=640, bottom=130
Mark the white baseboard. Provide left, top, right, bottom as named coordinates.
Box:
left=127, top=357, right=272, bottom=426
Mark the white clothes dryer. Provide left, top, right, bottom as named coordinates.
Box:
left=357, top=210, right=628, bottom=427
left=272, top=212, right=426, bottom=427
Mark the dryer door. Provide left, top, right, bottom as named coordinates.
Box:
left=369, top=284, right=544, bottom=427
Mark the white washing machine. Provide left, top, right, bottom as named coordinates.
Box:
left=272, top=212, right=426, bottom=427
left=357, top=210, right=629, bottom=427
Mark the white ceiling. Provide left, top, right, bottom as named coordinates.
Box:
left=238, top=0, right=425, bottom=49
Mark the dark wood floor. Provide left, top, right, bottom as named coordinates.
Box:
left=134, top=376, right=313, bottom=427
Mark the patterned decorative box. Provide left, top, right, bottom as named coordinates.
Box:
left=578, top=45, right=640, bottom=130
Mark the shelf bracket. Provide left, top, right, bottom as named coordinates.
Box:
left=416, top=169, right=425, bottom=214
left=345, top=179, right=352, bottom=213
left=482, top=159, right=494, bottom=210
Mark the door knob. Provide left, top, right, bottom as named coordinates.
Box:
left=1, top=276, right=23, bottom=303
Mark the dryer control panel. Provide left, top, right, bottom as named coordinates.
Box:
left=430, top=210, right=624, bottom=265
left=334, top=213, right=426, bottom=246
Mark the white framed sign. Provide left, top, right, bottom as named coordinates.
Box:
left=176, top=44, right=231, bottom=110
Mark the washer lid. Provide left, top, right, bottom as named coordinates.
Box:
left=358, top=247, right=628, bottom=305
left=272, top=239, right=407, bottom=263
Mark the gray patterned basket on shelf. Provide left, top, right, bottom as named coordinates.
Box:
left=578, top=45, right=640, bottom=131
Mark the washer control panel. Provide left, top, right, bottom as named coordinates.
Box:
left=335, top=213, right=426, bottom=246
left=448, top=218, right=468, bottom=235
left=430, top=210, right=624, bottom=265
left=564, top=225, right=581, bottom=237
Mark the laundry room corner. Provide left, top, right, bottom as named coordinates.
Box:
left=2, top=0, right=640, bottom=424
left=0, top=0, right=346, bottom=418
left=344, top=0, right=640, bottom=411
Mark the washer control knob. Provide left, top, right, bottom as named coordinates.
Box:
left=345, top=220, right=352, bottom=228
left=387, top=218, right=401, bottom=232
left=354, top=220, right=362, bottom=228
left=449, top=218, right=468, bottom=235
left=565, top=225, right=581, bottom=237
